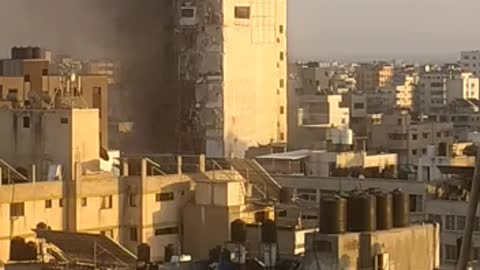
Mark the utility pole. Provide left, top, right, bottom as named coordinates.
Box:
left=457, top=146, right=480, bottom=270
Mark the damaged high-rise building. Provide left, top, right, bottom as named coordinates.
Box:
left=175, top=0, right=288, bottom=158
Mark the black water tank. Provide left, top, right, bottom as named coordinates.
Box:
left=392, top=189, right=409, bottom=227
left=373, top=191, right=393, bottom=230
left=319, top=195, right=347, bottom=234
left=11, top=47, right=19, bottom=59
left=137, top=243, right=151, bottom=263
left=279, top=187, right=292, bottom=203
left=33, top=47, right=42, bottom=59
left=347, top=192, right=376, bottom=232
left=230, top=219, right=247, bottom=243
left=261, top=219, right=277, bottom=243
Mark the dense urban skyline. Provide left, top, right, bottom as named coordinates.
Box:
left=1, top=0, right=479, bottom=62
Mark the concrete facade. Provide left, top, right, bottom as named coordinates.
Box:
left=369, top=110, right=454, bottom=166
left=460, top=50, right=480, bottom=77
left=177, top=0, right=287, bottom=158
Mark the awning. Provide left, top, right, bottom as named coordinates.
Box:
left=256, top=150, right=311, bottom=161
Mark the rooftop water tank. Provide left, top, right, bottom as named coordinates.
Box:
left=392, top=189, right=409, bottom=227
left=347, top=192, right=376, bottom=232
left=319, top=195, right=347, bottom=234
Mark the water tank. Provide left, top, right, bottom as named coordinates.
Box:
left=279, top=187, right=292, bottom=204
left=392, top=189, right=409, bottom=227
left=261, top=219, right=277, bottom=243
left=33, top=47, right=42, bottom=59
left=373, top=191, right=393, bottom=230
left=230, top=219, right=247, bottom=243
left=347, top=192, right=376, bottom=232
left=137, top=243, right=151, bottom=263
left=319, top=195, right=347, bottom=234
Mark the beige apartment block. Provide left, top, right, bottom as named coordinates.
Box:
left=177, top=0, right=287, bottom=158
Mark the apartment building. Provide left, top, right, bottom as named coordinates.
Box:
left=177, top=0, right=287, bottom=158
left=415, top=69, right=479, bottom=115
left=369, top=110, right=454, bottom=166
left=0, top=47, right=109, bottom=149
left=289, top=94, right=350, bottom=150
left=460, top=50, right=480, bottom=76
left=355, top=63, right=393, bottom=91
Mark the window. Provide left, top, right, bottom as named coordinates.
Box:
left=457, top=216, right=466, bottom=231
left=278, top=210, right=287, bottom=217
left=475, top=217, right=480, bottom=232
left=129, top=194, right=137, bottom=207
left=181, top=7, right=195, bottom=18
left=45, top=200, right=52, bottom=209
left=59, top=198, right=63, bottom=208
left=279, top=51, right=284, bottom=61
left=428, top=214, right=442, bottom=227
left=354, top=103, right=365, bottom=109
left=10, top=202, right=25, bottom=217
left=445, top=131, right=450, bottom=137
left=101, top=195, right=113, bottom=209
left=234, top=6, right=250, bottom=19
left=60, top=117, right=68, bottom=124
left=422, top=148, right=427, bottom=155
left=0, top=85, right=3, bottom=99
left=279, top=79, right=285, bottom=88
left=431, top=82, right=443, bottom=87
left=130, top=227, right=138, bottom=242
left=81, top=197, right=87, bottom=207
left=397, top=119, right=402, bottom=125
left=280, top=132, right=285, bottom=140
left=42, top=69, right=48, bottom=76
left=445, top=244, right=457, bottom=261
left=297, top=188, right=317, bottom=202
left=422, top=133, right=429, bottom=139
left=280, top=106, right=284, bottom=114
left=409, top=194, right=423, bottom=212
left=412, top=134, right=418, bottom=140
left=23, top=116, right=30, bottom=128
left=279, top=25, right=284, bottom=34
left=473, top=247, right=480, bottom=260
left=155, top=226, right=179, bottom=236
left=437, top=132, right=441, bottom=138
left=8, top=89, right=18, bottom=101
left=411, top=149, right=417, bottom=155
left=446, top=215, right=455, bottom=231
left=93, top=87, right=102, bottom=118
left=156, top=192, right=174, bottom=202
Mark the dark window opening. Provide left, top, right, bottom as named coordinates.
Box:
left=45, top=200, right=52, bottom=209
left=60, top=117, right=68, bottom=124
left=81, top=197, right=87, bottom=207
left=23, top=116, right=30, bottom=128
left=156, top=192, right=174, bottom=202
left=24, top=75, right=30, bottom=82
left=155, top=226, right=179, bottom=236
left=279, top=25, right=284, bottom=34
left=234, top=6, right=250, bottom=19
left=181, top=7, right=195, bottom=18
left=42, top=69, right=48, bottom=76
left=10, top=202, right=25, bottom=217
left=130, top=227, right=138, bottom=242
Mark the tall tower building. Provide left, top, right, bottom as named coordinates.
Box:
left=176, top=0, right=287, bottom=158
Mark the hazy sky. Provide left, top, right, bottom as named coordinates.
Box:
left=0, top=0, right=479, bottom=62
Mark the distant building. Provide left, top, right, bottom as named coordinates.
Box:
left=0, top=47, right=109, bottom=149
left=355, top=63, right=393, bottom=91
left=460, top=50, right=480, bottom=76
left=288, top=94, right=350, bottom=151
left=368, top=110, right=454, bottom=167
left=415, top=69, right=479, bottom=115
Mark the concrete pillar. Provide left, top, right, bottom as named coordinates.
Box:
left=177, top=156, right=183, bottom=175
left=199, top=154, right=206, bottom=173
left=74, top=162, right=82, bottom=181
left=141, top=158, right=147, bottom=179
left=122, top=158, right=129, bottom=176
left=31, top=164, right=36, bottom=183
left=0, top=167, right=2, bottom=185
